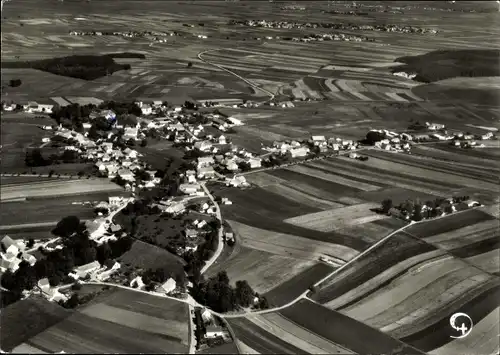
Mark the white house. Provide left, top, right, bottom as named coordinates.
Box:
left=38, top=278, right=51, bottom=293
left=197, top=166, right=215, bottom=179
left=287, top=147, right=309, bottom=158
left=101, top=142, right=114, bottom=153
left=218, top=135, right=227, bottom=144
left=166, top=202, right=186, bottom=214
left=118, top=168, right=135, bottom=182
left=201, top=308, right=213, bottom=323
left=194, top=140, right=213, bottom=152
left=74, top=261, right=101, bottom=279
left=22, top=253, right=37, bottom=266
left=123, top=148, right=138, bottom=159
left=160, top=278, right=176, bottom=294
left=426, top=122, right=445, bottom=131
left=310, top=136, right=326, bottom=146
left=124, top=126, right=139, bottom=140
left=205, top=326, right=225, bottom=339
left=197, top=156, right=214, bottom=168
left=247, top=157, right=262, bottom=169
left=227, top=116, right=243, bottom=126
left=1, top=236, right=24, bottom=255
left=130, top=276, right=145, bottom=289
left=179, top=183, right=201, bottom=195
left=226, top=161, right=238, bottom=171
left=141, top=104, right=153, bottom=116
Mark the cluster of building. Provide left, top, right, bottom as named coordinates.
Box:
left=264, top=135, right=359, bottom=158
left=0, top=236, right=35, bottom=273
left=2, top=100, right=54, bottom=114
left=368, top=129, right=412, bottom=152
left=69, top=30, right=181, bottom=38
left=255, top=32, right=372, bottom=43
left=390, top=198, right=482, bottom=221
left=450, top=131, right=496, bottom=149
left=228, top=19, right=437, bottom=35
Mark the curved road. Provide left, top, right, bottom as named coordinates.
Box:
left=197, top=49, right=276, bottom=101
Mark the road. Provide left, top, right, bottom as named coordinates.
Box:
left=197, top=49, right=275, bottom=101
left=1, top=173, right=100, bottom=179
left=199, top=182, right=224, bottom=275
left=187, top=303, right=197, bottom=354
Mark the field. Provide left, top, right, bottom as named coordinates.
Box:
left=205, top=246, right=317, bottom=294
left=17, top=288, right=190, bottom=353
left=118, top=240, right=186, bottom=275
left=0, top=179, right=124, bottom=201
left=198, top=342, right=240, bottom=354
left=1, top=297, right=73, bottom=352
left=228, top=299, right=423, bottom=355
left=309, top=222, right=500, bottom=352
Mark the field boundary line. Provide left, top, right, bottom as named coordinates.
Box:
left=197, top=49, right=275, bottom=101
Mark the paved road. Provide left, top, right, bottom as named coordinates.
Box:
left=197, top=49, right=276, bottom=101
left=187, top=303, right=197, bottom=354
left=199, top=182, right=224, bottom=275
left=1, top=173, right=99, bottom=179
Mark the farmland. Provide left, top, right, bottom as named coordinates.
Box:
left=1, top=297, right=73, bottom=352
left=205, top=246, right=316, bottom=294
left=1, top=0, right=499, bottom=353
left=1, top=179, right=124, bottom=201
left=16, top=288, right=190, bottom=353
left=278, top=299, right=424, bottom=354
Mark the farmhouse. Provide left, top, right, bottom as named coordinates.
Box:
left=205, top=325, right=225, bottom=339
left=124, top=125, right=139, bottom=140
left=194, top=140, right=213, bottom=152
left=179, top=183, right=201, bottom=195
left=201, top=308, right=213, bottom=323
left=197, top=166, right=215, bottom=179
left=166, top=202, right=186, bottom=214
left=310, top=136, right=326, bottom=146
left=247, top=157, right=262, bottom=169
left=426, top=122, right=445, bottom=130
left=287, top=147, right=309, bottom=158
left=1, top=235, right=24, bottom=255
left=118, top=168, right=135, bottom=182
left=197, top=156, right=215, bottom=168
left=130, top=276, right=145, bottom=289
left=159, top=278, right=177, bottom=294
left=73, top=261, right=101, bottom=279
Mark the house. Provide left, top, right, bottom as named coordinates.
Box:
left=130, top=276, right=145, bottom=289
left=431, top=133, right=447, bottom=141
left=227, top=116, right=243, bottom=126
left=118, top=168, right=135, bottom=182
left=141, top=104, right=153, bottom=115
left=205, top=325, right=225, bottom=339
left=166, top=202, right=185, bottom=214
left=179, top=183, right=201, bottom=195
left=101, top=142, right=114, bottom=153
left=123, top=147, right=138, bottom=159
left=160, top=278, right=176, bottom=294
left=194, top=140, right=213, bottom=152
left=226, top=161, right=238, bottom=171
left=1, top=235, right=23, bottom=254
left=225, top=232, right=234, bottom=241
left=197, top=166, right=215, bottom=179
left=287, top=147, right=309, bottom=158
left=124, top=126, right=139, bottom=140
left=247, top=157, right=262, bottom=169
left=201, top=308, right=213, bottom=323
left=22, top=253, right=37, bottom=266
left=482, top=132, right=494, bottom=140
left=185, top=229, right=198, bottom=239
left=74, top=261, right=101, bottom=279
left=82, top=122, right=92, bottom=129
left=310, top=136, right=326, bottom=146
left=426, top=122, right=445, bottom=131
left=218, top=135, right=227, bottom=144
left=460, top=200, right=481, bottom=208
left=38, top=278, right=51, bottom=292
left=197, top=156, right=214, bottom=168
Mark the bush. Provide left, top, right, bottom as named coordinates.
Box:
left=9, top=79, right=22, bottom=87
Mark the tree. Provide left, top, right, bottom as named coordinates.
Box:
left=52, top=216, right=81, bottom=238
left=413, top=204, right=423, bottom=221
left=365, top=131, right=385, bottom=145
left=140, top=139, right=148, bottom=147
left=187, top=62, right=193, bottom=68
left=235, top=280, right=255, bottom=307
left=27, top=238, right=35, bottom=248
left=48, top=274, right=61, bottom=287
left=9, top=79, right=22, bottom=87
left=381, top=199, right=393, bottom=214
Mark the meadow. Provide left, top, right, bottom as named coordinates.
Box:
left=17, top=288, right=190, bottom=353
